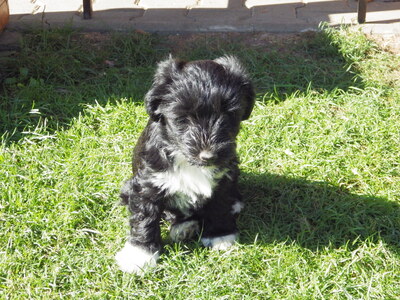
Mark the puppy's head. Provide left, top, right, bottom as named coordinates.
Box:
left=145, top=55, right=255, bottom=167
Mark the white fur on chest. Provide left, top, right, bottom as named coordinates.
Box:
left=150, top=154, right=225, bottom=202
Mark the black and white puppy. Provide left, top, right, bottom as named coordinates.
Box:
left=115, top=55, right=255, bottom=273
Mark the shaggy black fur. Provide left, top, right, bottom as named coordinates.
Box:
left=118, top=55, right=255, bottom=264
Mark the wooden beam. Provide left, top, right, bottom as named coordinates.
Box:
left=83, top=0, right=92, bottom=20
left=358, top=0, right=367, bottom=24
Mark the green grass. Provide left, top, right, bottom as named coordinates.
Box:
left=1, top=25, right=400, bottom=298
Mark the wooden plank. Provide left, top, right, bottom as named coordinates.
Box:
left=0, top=0, right=9, bottom=32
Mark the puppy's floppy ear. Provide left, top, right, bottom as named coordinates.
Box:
left=145, top=55, right=185, bottom=121
left=214, top=55, right=255, bottom=121
left=239, top=80, right=255, bottom=121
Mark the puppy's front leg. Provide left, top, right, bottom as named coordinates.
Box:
left=201, top=207, right=239, bottom=251
left=116, top=179, right=163, bottom=274
left=201, top=178, right=242, bottom=251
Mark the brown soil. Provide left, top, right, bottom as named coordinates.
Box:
left=367, top=33, right=400, bottom=55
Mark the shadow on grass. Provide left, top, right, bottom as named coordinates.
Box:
left=239, top=172, right=400, bottom=252
left=0, top=28, right=168, bottom=143
left=1, top=27, right=366, bottom=144
left=170, top=28, right=366, bottom=98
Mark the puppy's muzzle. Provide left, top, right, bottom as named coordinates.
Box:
left=198, top=150, right=216, bottom=165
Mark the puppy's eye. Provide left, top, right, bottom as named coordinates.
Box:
left=225, top=111, right=238, bottom=121
left=175, top=117, right=188, bottom=125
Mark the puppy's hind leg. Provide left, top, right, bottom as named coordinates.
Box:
left=164, top=210, right=200, bottom=242
left=170, top=219, right=200, bottom=242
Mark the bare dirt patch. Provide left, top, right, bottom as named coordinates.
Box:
left=367, top=33, right=400, bottom=55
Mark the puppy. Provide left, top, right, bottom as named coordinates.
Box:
left=115, top=55, right=255, bottom=274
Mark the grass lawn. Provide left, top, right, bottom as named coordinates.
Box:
left=1, top=25, right=399, bottom=298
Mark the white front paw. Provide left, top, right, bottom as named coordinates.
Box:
left=201, top=233, right=238, bottom=250
left=115, top=242, right=159, bottom=274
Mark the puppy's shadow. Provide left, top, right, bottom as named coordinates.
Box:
left=238, top=172, right=400, bottom=252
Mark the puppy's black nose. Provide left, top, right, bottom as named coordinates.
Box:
left=199, top=150, right=215, bottom=164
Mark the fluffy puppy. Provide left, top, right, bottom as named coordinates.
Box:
left=115, top=55, right=255, bottom=274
